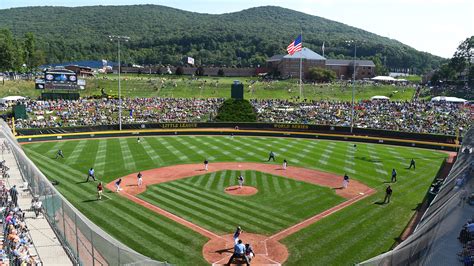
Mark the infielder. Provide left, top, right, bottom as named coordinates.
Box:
left=283, top=159, right=288, bottom=170
left=204, top=159, right=209, bottom=171
left=137, top=172, right=143, bottom=187
left=342, top=173, right=349, bottom=189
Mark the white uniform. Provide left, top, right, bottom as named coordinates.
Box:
left=238, top=176, right=244, bottom=188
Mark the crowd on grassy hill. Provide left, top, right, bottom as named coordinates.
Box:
left=13, top=98, right=225, bottom=128
left=251, top=99, right=472, bottom=135
left=10, top=98, right=471, bottom=136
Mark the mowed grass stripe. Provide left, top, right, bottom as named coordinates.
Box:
left=65, top=140, right=87, bottom=164
left=150, top=183, right=279, bottom=233
left=140, top=137, right=164, bottom=165
left=166, top=179, right=294, bottom=224
left=118, top=138, right=136, bottom=171
left=159, top=137, right=190, bottom=162
left=93, top=139, right=107, bottom=177
left=140, top=188, right=232, bottom=233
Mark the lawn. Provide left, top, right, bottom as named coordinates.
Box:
left=22, top=135, right=447, bottom=265
left=0, top=75, right=416, bottom=101
left=139, top=170, right=345, bottom=235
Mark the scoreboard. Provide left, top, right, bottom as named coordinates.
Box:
left=43, top=69, right=78, bottom=90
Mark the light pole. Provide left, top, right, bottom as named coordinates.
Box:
left=109, top=35, right=130, bottom=131
left=345, top=40, right=357, bottom=134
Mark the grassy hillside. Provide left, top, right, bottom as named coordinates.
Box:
left=0, top=5, right=442, bottom=71
left=0, top=75, right=416, bottom=100
left=23, top=135, right=447, bottom=264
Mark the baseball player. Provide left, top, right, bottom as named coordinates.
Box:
left=137, top=172, right=143, bottom=187
left=115, top=178, right=123, bottom=192
left=283, top=159, right=288, bottom=170
left=233, top=226, right=243, bottom=244
left=268, top=151, right=275, bottom=162
left=55, top=149, right=64, bottom=159
left=97, top=182, right=103, bottom=200
left=408, top=159, right=416, bottom=170
left=391, top=168, right=397, bottom=182
left=238, top=175, right=244, bottom=188
left=86, top=168, right=96, bottom=182
left=204, top=159, right=209, bottom=171
left=342, top=173, right=349, bottom=189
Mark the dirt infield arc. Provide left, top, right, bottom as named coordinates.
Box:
left=106, top=163, right=376, bottom=265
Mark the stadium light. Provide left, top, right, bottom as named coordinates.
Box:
left=109, top=35, right=130, bottom=131
left=345, top=40, right=357, bottom=134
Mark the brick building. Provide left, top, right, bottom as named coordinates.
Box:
left=267, top=47, right=375, bottom=80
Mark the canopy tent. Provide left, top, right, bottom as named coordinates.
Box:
left=430, top=96, right=467, bottom=103
left=370, top=95, right=390, bottom=101
left=371, top=76, right=396, bottom=82
left=0, top=96, right=26, bottom=103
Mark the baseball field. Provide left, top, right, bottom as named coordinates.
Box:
left=21, top=135, right=448, bottom=265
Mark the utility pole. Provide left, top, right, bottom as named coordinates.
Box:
left=109, top=35, right=130, bottom=131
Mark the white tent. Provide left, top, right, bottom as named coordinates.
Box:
left=371, top=76, right=396, bottom=82
left=370, top=95, right=390, bottom=101
left=0, top=96, right=26, bottom=103
left=430, top=96, right=467, bottom=103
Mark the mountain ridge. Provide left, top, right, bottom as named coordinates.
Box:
left=0, top=5, right=442, bottom=72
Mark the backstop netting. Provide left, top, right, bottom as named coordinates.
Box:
left=0, top=120, right=167, bottom=266
left=359, top=126, right=474, bottom=266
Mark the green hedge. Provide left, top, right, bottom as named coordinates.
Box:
left=215, top=99, right=257, bottom=122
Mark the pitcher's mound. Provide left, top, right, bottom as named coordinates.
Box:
left=225, top=186, right=258, bottom=196
left=202, top=233, right=288, bottom=265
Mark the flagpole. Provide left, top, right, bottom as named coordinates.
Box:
left=299, top=31, right=303, bottom=99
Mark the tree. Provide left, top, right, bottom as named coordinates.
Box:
left=306, top=67, right=336, bottom=83
left=23, top=32, right=36, bottom=71
left=0, top=28, right=16, bottom=71
left=371, top=54, right=389, bottom=76
left=450, top=36, right=473, bottom=85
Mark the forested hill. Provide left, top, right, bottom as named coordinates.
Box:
left=0, top=5, right=442, bottom=72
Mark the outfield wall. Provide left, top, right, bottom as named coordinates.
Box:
left=0, top=120, right=167, bottom=266
left=15, top=122, right=459, bottom=151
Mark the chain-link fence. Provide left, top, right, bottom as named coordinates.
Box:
left=359, top=126, right=474, bottom=266
left=0, top=120, right=167, bottom=266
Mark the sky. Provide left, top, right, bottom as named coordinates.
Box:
left=1, top=0, right=473, bottom=58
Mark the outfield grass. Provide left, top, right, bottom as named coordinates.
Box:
left=22, top=135, right=447, bottom=265
left=140, top=170, right=344, bottom=235
left=0, top=75, right=415, bottom=101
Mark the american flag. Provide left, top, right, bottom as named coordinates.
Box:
left=287, top=35, right=302, bottom=55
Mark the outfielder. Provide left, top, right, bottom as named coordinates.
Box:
left=55, top=149, right=64, bottom=159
